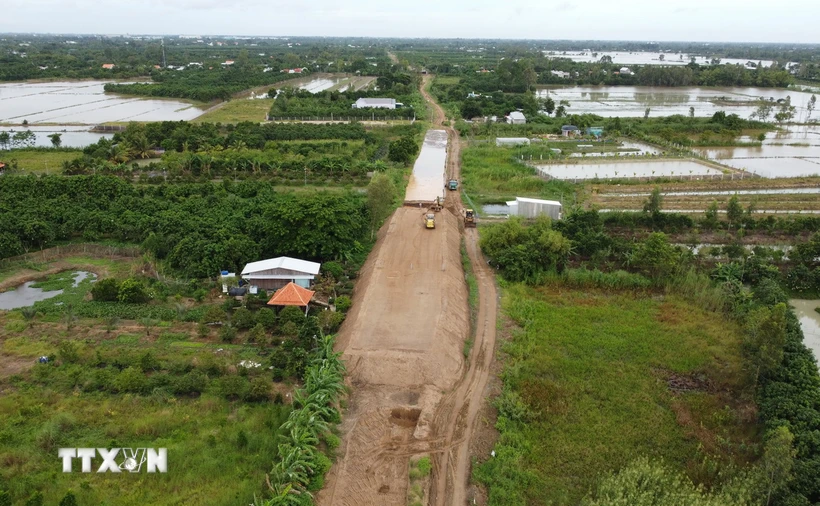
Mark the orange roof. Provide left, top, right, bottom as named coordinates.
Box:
left=267, top=282, right=315, bottom=306
left=101, top=64, right=115, bottom=69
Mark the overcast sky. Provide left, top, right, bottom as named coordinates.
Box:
left=3, top=0, right=819, bottom=43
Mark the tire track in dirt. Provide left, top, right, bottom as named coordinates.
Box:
left=420, top=75, right=500, bottom=506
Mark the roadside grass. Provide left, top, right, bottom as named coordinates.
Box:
left=433, top=76, right=461, bottom=85
left=407, top=456, right=432, bottom=506
left=460, top=240, right=479, bottom=358
left=194, top=98, right=274, bottom=124
left=460, top=144, right=575, bottom=205
left=474, top=284, right=759, bottom=505
left=0, top=149, right=83, bottom=173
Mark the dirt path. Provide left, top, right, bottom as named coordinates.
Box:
left=420, top=74, right=500, bottom=506
left=318, top=74, right=498, bottom=506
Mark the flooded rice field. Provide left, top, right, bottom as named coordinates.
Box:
left=536, top=86, right=817, bottom=118
left=542, top=50, right=775, bottom=68
left=694, top=126, right=820, bottom=178
left=0, top=125, right=111, bottom=148
left=604, top=188, right=820, bottom=197
left=0, top=81, right=205, bottom=125
left=404, top=130, right=447, bottom=202
left=535, top=159, right=723, bottom=181
left=791, top=300, right=820, bottom=363
left=0, top=271, right=95, bottom=310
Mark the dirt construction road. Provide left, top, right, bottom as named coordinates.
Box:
left=319, top=75, right=498, bottom=506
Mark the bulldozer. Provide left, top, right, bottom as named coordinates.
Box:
left=464, top=209, right=477, bottom=228
left=424, top=212, right=436, bottom=229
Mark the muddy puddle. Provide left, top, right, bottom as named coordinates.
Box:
left=404, top=130, right=447, bottom=202
left=0, top=271, right=95, bottom=310
left=790, top=300, right=820, bottom=363
left=535, top=159, right=722, bottom=180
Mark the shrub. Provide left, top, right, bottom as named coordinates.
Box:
left=279, top=305, right=306, bottom=327
left=216, top=375, right=249, bottom=400
left=91, top=278, right=119, bottom=301
left=280, top=321, right=299, bottom=337
left=201, top=306, right=226, bottom=325
left=196, top=323, right=210, bottom=338
left=193, top=289, right=207, bottom=302
left=114, top=367, right=147, bottom=394
left=322, top=261, right=345, bottom=281
left=58, top=341, right=80, bottom=364
left=219, top=324, right=237, bottom=343
left=255, top=307, right=277, bottom=330
left=117, top=278, right=149, bottom=304
left=318, top=309, right=345, bottom=333
left=247, top=376, right=271, bottom=401
left=247, top=323, right=266, bottom=343
left=231, top=307, right=255, bottom=330
left=58, top=491, right=77, bottom=506
left=334, top=295, right=352, bottom=313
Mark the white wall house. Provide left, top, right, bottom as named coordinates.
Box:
left=506, top=197, right=563, bottom=220
left=241, top=257, right=321, bottom=291
left=507, top=111, right=526, bottom=124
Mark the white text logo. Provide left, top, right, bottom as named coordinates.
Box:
left=58, top=448, right=167, bottom=473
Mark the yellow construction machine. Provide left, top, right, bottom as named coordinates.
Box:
left=424, top=213, right=436, bottom=229
left=464, top=209, right=477, bottom=228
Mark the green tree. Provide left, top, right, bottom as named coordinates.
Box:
left=762, top=425, right=796, bottom=505
left=630, top=232, right=680, bottom=279
left=279, top=305, right=306, bottom=327
left=231, top=307, right=255, bottom=330
left=201, top=305, right=227, bottom=325
left=744, top=303, right=787, bottom=383
left=726, top=194, right=744, bottom=228
left=703, top=200, right=720, bottom=230
left=25, top=491, right=44, bottom=506
left=91, top=277, right=120, bottom=301
left=117, top=278, right=149, bottom=303
left=366, top=172, right=397, bottom=238
left=388, top=136, right=419, bottom=165
left=48, top=133, right=62, bottom=148
left=255, top=307, right=277, bottom=331
left=642, top=186, right=663, bottom=216
left=58, top=491, right=78, bottom=506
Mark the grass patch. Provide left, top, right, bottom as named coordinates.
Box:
left=194, top=98, right=274, bottom=124
left=408, top=455, right=432, bottom=505
left=461, top=144, right=575, bottom=203
left=434, top=76, right=461, bottom=85
left=475, top=284, right=758, bottom=504
left=0, top=149, right=83, bottom=173
left=460, top=239, right=479, bottom=358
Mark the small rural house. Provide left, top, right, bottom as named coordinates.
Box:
left=352, top=98, right=399, bottom=109
left=619, top=67, right=634, bottom=76
left=101, top=64, right=115, bottom=69
left=561, top=125, right=580, bottom=137
left=507, top=111, right=526, bottom=124
left=267, top=282, right=315, bottom=315
left=496, top=137, right=530, bottom=147
left=241, top=256, right=321, bottom=291
left=506, top=197, right=563, bottom=220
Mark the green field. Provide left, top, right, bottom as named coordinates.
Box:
left=475, top=284, right=759, bottom=504
left=460, top=144, right=575, bottom=206
left=194, top=98, right=274, bottom=124
left=0, top=150, right=83, bottom=173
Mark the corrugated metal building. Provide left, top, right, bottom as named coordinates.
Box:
left=507, top=111, right=526, bottom=124
left=505, top=197, right=562, bottom=220
left=241, top=257, right=321, bottom=291
left=352, top=98, right=397, bottom=109
left=495, top=137, right=530, bottom=146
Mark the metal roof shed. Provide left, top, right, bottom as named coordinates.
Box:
left=496, top=137, right=531, bottom=146
left=505, top=197, right=563, bottom=220
left=241, top=256, right=321, bottom=291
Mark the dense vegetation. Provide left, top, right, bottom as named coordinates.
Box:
left=474, top=205, right=820, bottom=504
left=268, top=71, right=423, bottom=120
left=0, top=175, right=372, bottom=278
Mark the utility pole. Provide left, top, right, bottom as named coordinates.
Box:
left=161, top=39, right=167, bottom=68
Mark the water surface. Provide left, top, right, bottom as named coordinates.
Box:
left=791, top=300, right=820, bottom=363
left=0, top=271, right=95, bottom=310
left=535, top=160, right=723, bottom=180
left=405, top=130, right=447, bottom=202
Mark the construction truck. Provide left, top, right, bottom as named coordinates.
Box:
left=464, top=209, right=477, bottom=228
left=429, top=196, right=443, bottom=212
left=424, top=213, right=436, bottom=229
left=448, top=179, right=458, bottom=191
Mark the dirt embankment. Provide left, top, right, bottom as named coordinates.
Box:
left=319, top=74, right=500, bottom=506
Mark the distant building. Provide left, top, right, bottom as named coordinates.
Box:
left=561, top=125, right=580, bottom=137
left=496, top=137, right=530, bottom=147
left=586, top=126, right=604, bottom=138
left=221, top=60, right=235, bottom=66
left=467, top=92, right=482, bottom=98
left=619, top=67, right=634, bottom=75
left=280, top=67, right=307, bottom=74
left=506, top=197, right=563, bottom=220
left=352, top=98, right=398, bottom=109
left=101, top=64, right=115, bottom=70
left=507, top=111, right=526, bottom=124
left=241, top=256, right=321, bottom=291
left=550, top=70, right=571, bottom=79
